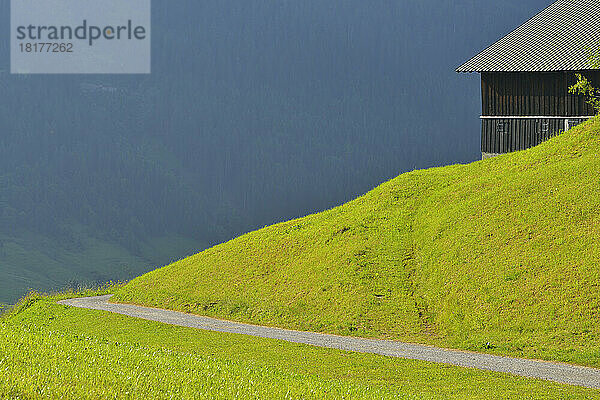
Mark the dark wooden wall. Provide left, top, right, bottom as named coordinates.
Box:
left=481, top=71, right=600, bottom=117
left=481, top=118, right=568, bottom=154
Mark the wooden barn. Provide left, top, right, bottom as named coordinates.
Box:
left=457, top=0, right=600, bottom=159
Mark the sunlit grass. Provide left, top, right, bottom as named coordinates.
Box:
left=115, top=117, right=600, bottom=367
left=0, top=323, right=393, bottom=399
left=1, top=292, right=598, bottom=399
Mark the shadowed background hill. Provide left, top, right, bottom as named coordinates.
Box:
left=0, top=0, right=550, bottom=303
left=117, top=118, right=600, bottom=366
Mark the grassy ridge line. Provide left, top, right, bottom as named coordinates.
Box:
left=1, top=293, right=598, bottom=399
left=116, top=117, right=600, bottom=366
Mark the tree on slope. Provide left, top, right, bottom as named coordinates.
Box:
left=569, top=42, right=600, bottom=115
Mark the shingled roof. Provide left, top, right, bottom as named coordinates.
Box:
left=456, top=0, right=600, bottom=73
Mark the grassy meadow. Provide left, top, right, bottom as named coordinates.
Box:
left=1, top=291, right=599, bottom=399
left=115, top=117, right=600, bottom=366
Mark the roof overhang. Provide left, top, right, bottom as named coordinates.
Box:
left=456, top=0, right=600, bottom=74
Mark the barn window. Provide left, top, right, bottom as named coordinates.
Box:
left=537, top=120, right=549, bottom=135
left=496, top=121, right=508, bottom=135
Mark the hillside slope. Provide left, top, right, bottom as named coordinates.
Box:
left=116, top=117, right=600, bottom=365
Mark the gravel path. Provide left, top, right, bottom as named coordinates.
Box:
left=59, top=295, right=600, bottom=389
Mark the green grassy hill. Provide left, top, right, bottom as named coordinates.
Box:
left=116, top=117, right=600, bottom=366
left=1, top=290, right=597, bottom=399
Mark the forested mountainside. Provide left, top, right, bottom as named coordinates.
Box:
left=0, top=0, right=550, bottom=303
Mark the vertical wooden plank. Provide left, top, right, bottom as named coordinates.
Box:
left=496, top=74, right=500, bottom=116
left=534, top=73, right=539, bottom=116
left=506, top=120, right=510, bottom=153
left=547, top=74, right=552, bottom=116
left=532, top=119, right=536, bottom=148
left=481, top=120, right=485, bottom=153
left=497, top=74, right=502, bottom=116
left=516, top=120, right=520, bottom=151
left=481, top=75, right=486, bottom=116
left=502, top=120, right=506, bottom=153
left=488, top=74, right=493, bottom=116
left=490, top=74, right=495, bottom=116
left=528, top=73, right=533, bottom=116
left=569, top=72, right=574, bottom=116
left=505, top=73, right=508, bottom=116
left=513, top=119, right=517, bottom=152
left=564, top=72, right=568, bottom=116
left=497, top=120, right=501, bottom=154
left=512, top=73, right=517, bottom=116
left=487, top=74, right=492, bottom=116
left=499, top=73, right=508, bottom=115
left=485, top=120, right=490, bottom=153
left=487, top=120, right=492, bottom=153
left=492, top=74, right=497, bottom=116
left=486, top=120, right=491, bottom=153
left=519, top=73, right=524, bottom=115
left=559, top=72, right=565, bottom=116
left=519, top=119, right=525, bottom=150
left=516, top=73, right=521, bottom=116
left=520, top=73, right=526, bottom=116
left=494, top=120, right=498, bottom=154
left=493, top=74, right=496, bottom=116
left=496, top=120, right=501, bottom=154
left=489, top=120, right=493, bottom=153
left=554, top=73, right=557, bottom=116
left=558, top=72, right=563, bottom=115
left=548, top=74, right=552, bottom=116
left=534, top=74, right=540, bottom=116
left=552, top=73, right=561, bottom=116
left=506, top=74, right=510, bottom=116
left=541, top=74, right=545, bottom=116
left=524, top=73, right=529, bottom=115
left=509, top=73, right=513, bottom=116
left=525, top=119, right=531, bottom=149
left=568, top=72, right=573, bottom=116
left=519, top=119, right=523, bottom=152
left=503, top=120, right=507, bottom=153
left=567, top=72, right=574, bottom=116
left=552, top=73, right=557, bottom=115
left=508, top=119, right=513, bottom=153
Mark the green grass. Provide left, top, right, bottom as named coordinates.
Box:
left=1, top=291, right=599, bottom=399
left=115, top=117, right=600, bottom=367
